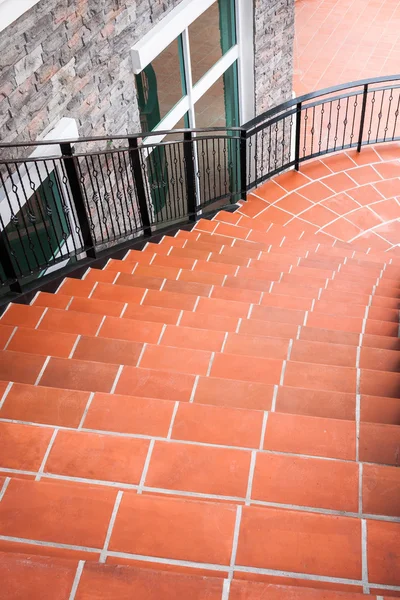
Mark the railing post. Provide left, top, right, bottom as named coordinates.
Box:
left=183, top=131, right=197, bottom=222
left=128, top=137, right=152, bottom=237
left=0, top=235, right=22, bottom=293
left=357, top=84, right=369, bottom=153
left=294, top=102, right=302, bottom=171
left=60, top=142, right=96, bottom=258
left=240, top=128, right=247, bottom=201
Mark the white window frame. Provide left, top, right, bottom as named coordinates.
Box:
left=0, top=117, right=81, bottom=276
left=0, top=0, right=41, bottom=33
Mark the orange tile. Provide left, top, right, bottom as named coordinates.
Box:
left=274, top=170, right=310, bottom=191
left=180, top=310, right=239, bottom=332
left=58, top=278, right=94, bottom=297
left=178, top=268, right=224, bottom=286
left=39, top=308, right=103, bottom=336
left=0, top=478, right=116, bottom=548
left=264, top=412, right=356, bottom=460
left=40, top=357, right=119, bottom=393
left=84, top=392, right=175, bottom=437
left=115, top=272, right=164, bottom=290
left=0, top=421, right=53, bottom=471
left=236, top=505, right=361, bottom=579
left=252, top=179, right=285, bottom=201
left=103, top=258, right=136, bottom=273
left=239, top=318, right=298, bottom=339
left=163, top=279, right=212, bottom=297
left=152, top=254, right=196, bottom=270
left=374, top=160, right=400, bottom=179
left=229, top=579, right=364, bottom=598
left=346, top=147, right=381, bottom=166
left=224, top=333, right=289, bottom=360
left=369, top=198, right=400, bottom=221
left=251, top=305, right=305, bottom=325
left=323, top=172, right=356, bottom=192
left=0, top=350, right=46, bottom=385
left=8, top=327, right=77, bottom=359
left=224, top=276, right=276, bottom=293
left=299, top=181, right=333, bottom=203
left=306, top=312, right=363, bottom=333
left=211, top=352, right=282, bottom=385
left=122, top=303, right=180, bottom=324
left=196, top=296, right=250, bottom=319
left=46, top=429, right=149, bottom=484
left=0, top=383, right=89, bottom=427
left=194, top=218, right=218, bottom=233
left=115, top=366, right=195, bottom=401
left=1, top=303, right=44, bottom=328
left=255, top=205, right=291, bottom=226
left=77, top=562, right=224, bottom=600
left=194, top=258, right=237, bottom=276
left=214, top=222, right=250, bottom=240
left=322, top=153, right=358, bottom=173
left=214, top=210, right=242, bottom=225
left=32, top=291, right=71, bottom=309
left=172, top=402, right=263, bottom=448
left=134, top=264, right=180, bottom=280
left=252, top=452, right=358, bottom=512
left=360, top=369, right=400, bottom=398
left=99, top=317, right=163, bottom=344
left=361, top=394, right=400, bottom=425
left=211, top=286, right=262, bottom=304
left=0, top=323, right=14, bottom=349
left=363, top=463, right=400, bottom=518
left=140, top=344, right=211, bottom=376
left=109, top=492, right=236, bottom=564
left=345, top=206, right=383, bottom=230
left=195, top=376, right=274, bottom=411
left=347, top=184, right=384, bottom=205
left=291, top=339, right=357, bottom=367
left=374, top=177, right=400, bottom=199
left=0, top=553, right=78, bottom=600
left=91, top=282, right=146, bottom=305
left=321, top=192, right=360, bottom=215
left=301, top=159, right=333, bottom=179
left=146, top=440, right=251, bottom=497
left=124, top=249, right=153, bottom=264
left=367, top=520, right=400, bottom=586
left=73, top=335, right=142, bottom=366
left=169, top=246, right=210, bottom=261
left=143, top=289, right=197, bottom=311
left=275, top=192, right=313, bottom=214
left=299, top=204, right=338, bottom=226
left=68, top=296, right=124, bottom=317
left=276, top=386, right=356, bottom=421
left=359, top=422, right=400, bottom=466
left=284, top=361, right=356, bottom=393
left=360, top=346, right=398, bottom=372
left=83, top=268, right=117, bottom=284
left=346, top=165, right=380, bottom=185
left=161, top=325, right=225, bottom=352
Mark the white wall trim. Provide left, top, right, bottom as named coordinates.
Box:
left=191, top=45, right=239, bottom=105
left=236, top=0, right=255, bottom=124
left=0, top=0, right=41, bottom=32
left=130, top=0, right=217, bottom=74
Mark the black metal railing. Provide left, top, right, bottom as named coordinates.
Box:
left=1, top=74, right=399, bottom=291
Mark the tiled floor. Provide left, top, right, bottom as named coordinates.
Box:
left=1, top=144, right=400, bottom=598
left=294, top=0, right=400, bottom=95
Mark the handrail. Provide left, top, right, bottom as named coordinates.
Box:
left=1, top=74, right=400, bottom=293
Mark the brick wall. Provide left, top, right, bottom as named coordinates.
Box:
left=254, top=0, right=295, bottom=115
left=0, top=0, right=183, bottom=144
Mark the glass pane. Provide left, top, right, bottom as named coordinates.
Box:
left=194, top=61, right=239, bottom=131
left=135, top=36, right=186, bottom=132
left=189, top=0, right=236, bottom=85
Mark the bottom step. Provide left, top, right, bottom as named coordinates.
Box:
left=0, top=550, right=396, bottom=600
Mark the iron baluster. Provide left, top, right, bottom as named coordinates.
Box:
left=342, top=97, right=350, bottom=148
left=367, top=90, right=376, bottom=144
left=392, top=93, right=400, bottom=141
left=333, top=99, right=341, bottom=151
left=295, top=102, right=302, bottom=170
left=350, top=96, right=358, bottom=147
left=128, top=137, right=152, bottom=237
left=376, top=89, right=385, bottom=142
left=383, top=88, right=393, bottom=142
left=240, top=129, right=247, bottom=200
left=326, top=101, right=333, bottom=152
left=183, top=131, right=197, bottom=222
left=357, top=84, right=369, bottom=151
left=318, top=103, right=325, bottom=154
left=302, top=107, right=308, bottom=158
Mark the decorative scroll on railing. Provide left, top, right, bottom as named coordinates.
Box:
left=0, top=74, right=399, bottom=292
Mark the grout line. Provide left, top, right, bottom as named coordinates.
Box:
left=159, top=278, right=167, bottom=291
left=137, top=439, right=155, bottom=494
left=78, top=392, right=95, bottom=430
left=221, top=579, right=231, bottom=600
left=99, top=490, right=123, bottom=563
left=355, top=346, right=361, bottom=369
left=271, top=385, right=278, bottom=412
left=3, top=326, right=17, bottom=350
left=34, top=307, right=48, bottom=329
left=157, top=324, right=167, bottom=345
left=65, top=296, right=74, bottom=310
left=302, top=311, right=308, bottom=326
left=286, top=339, right=293, bottom=361
left=119, top=303, right=128, bottom=318
left=193, top=296, right=200, bottom=312
left=221, top=332, right=229, bottom=353
left=136, top=344, right=147, bottom=368
left=189, top=375, right=200, bottom=403
left=30, top=291, right=40, bottom=305
left=87, top=281, right=98, bottom=299
left=0, top=382, right=13, bottom=410
left=206, top=352, right=215, bottom=377
left=34, top=356, right=50, bottom=386
left=0, top=477, right=10, bottom=502
left=355, top=393, right=361, bottom=463
left=36, top=429, right=58, bottom=481
left=208, top=285, right=215, bottom=298
left=176, top=310, right=184, bottom=326
left=269, top=281, right=274, bottom=293
left=359, top=462, right=363, bottom=517
left=229, top=505, right=242, bottom=576
left=68, top=335, right=81, bottom=359
left=131, top=263, right=138, bottom=275
left=112, top=273, right=120, bottom=284
left=361, top=518, right=369, bottom=594
left=176, top=268, right=183, bottom=281
left=235, top=318, right=242, bottom=333
left=245, top=452, right=257, bottom=506
left=259, top=412, right=269, bottom=450
left=95, top=316, right=106, bottom=338
left=110, top=365, right=124, bottom=394
left=68, top=560, right=85, bottom=600
left=140, top=289, right=148, bottom=305
left=166, top=401, right=179, bottom=440
left=296, top=325, right=301, bottom=340
left=279, top=361, right=287, bottom=386
left=247, top=304, right=253, bottom=319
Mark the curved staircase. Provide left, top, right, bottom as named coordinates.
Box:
left=1, top=145, right=400, bottom=599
